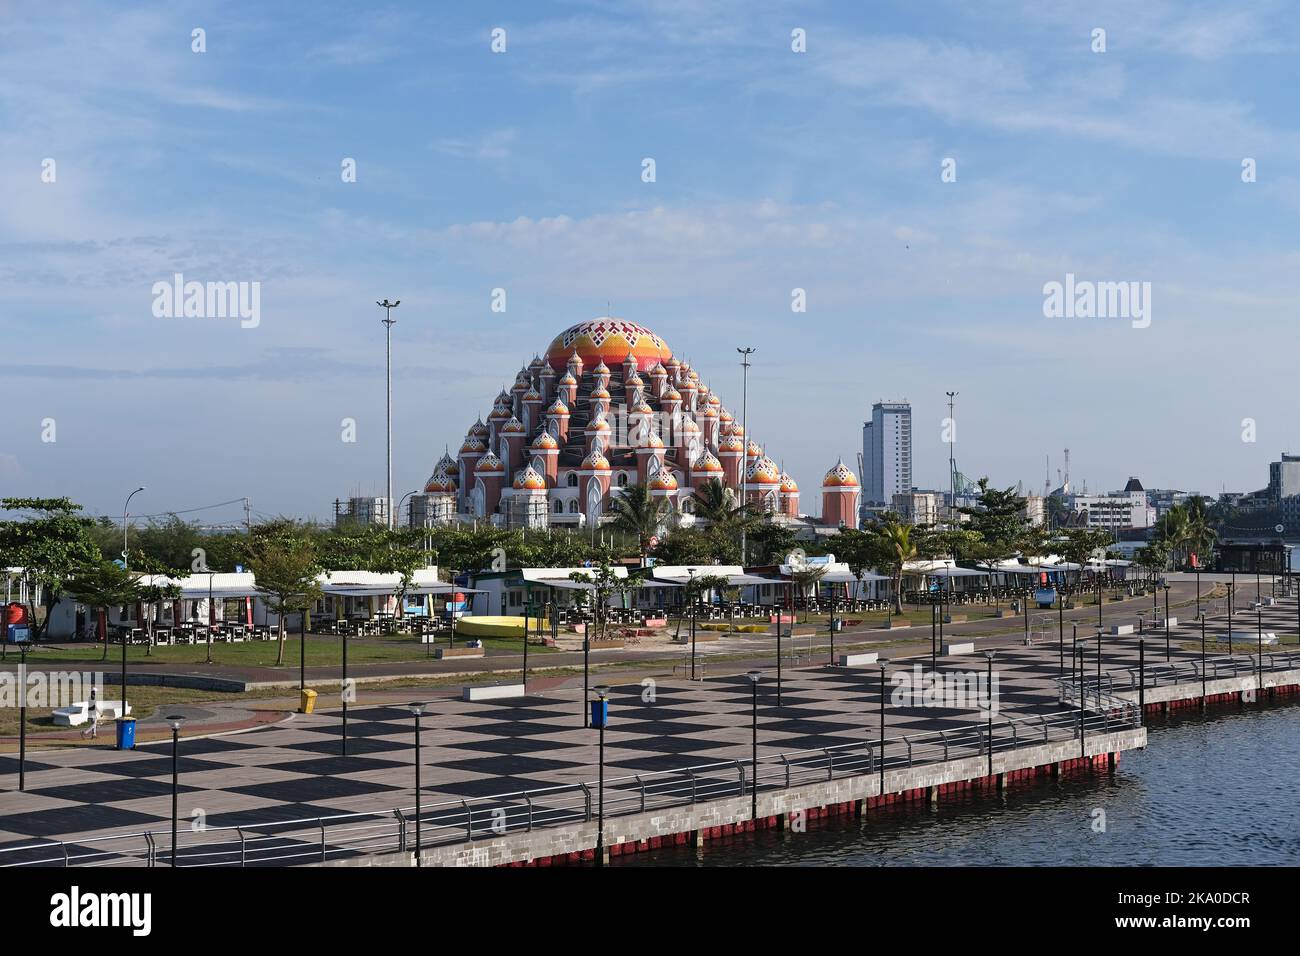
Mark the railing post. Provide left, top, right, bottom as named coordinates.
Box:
left=904, top=736, right=913, bottom=767
left=395, top=809, right=407, bottom=854
left=144, top=832, right=155, bottom=868
left=736, top=760, right=745, bottom=797
left=462, top=799, right=474, bottom=839
left=237, top=827, right=246, bottom=867
left=62, top=842, right=69, bottom=867
left=781, top=754, right=790, bottom=789
left=525, top=792, right=534, bottom=831
left=824, top=748, right=834, bottom=780
left=687, top=770, right=697, bottom=805
left=939, top=729, right=949, bottom=760
left=634, top=775, right=645, bottom=813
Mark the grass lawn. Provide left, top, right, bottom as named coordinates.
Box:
left=3, top=632, right=560, bottom=670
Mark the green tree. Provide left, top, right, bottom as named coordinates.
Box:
left=868, top=515, right=918, bottom=614
left=66, top=558, right=141, bottom=662
left=607, top=483, right=667, bottom=563
left=0, top=497, right=101, bottom=641
left=245, top=529, right=323, bottom=666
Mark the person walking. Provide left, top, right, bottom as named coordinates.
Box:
left=81, top=686, right=100, bottom=739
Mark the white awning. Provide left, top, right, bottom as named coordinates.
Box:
left=925, top=567, right=987, bottom=579
left=817, top=570, right=890, bottom=584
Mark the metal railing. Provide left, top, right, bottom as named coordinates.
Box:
left=0, top=705, right=1139, bottom=869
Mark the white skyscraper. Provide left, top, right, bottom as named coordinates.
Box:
left=862, top=401, right=912, bottom=506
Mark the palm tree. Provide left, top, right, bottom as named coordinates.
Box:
left=870, top=517, right=917, bottom=614
left=690, top=478, right=760, bottom=534
left=607, top=484, right=667, bottom=563
left=1154, top=505, right=1191, bottom=567
left=1184, top=496, right=1218, bottom=568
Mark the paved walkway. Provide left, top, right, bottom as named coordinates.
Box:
left=0, top=594, right=1293, bottom=866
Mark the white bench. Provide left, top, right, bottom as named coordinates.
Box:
left=942, top=642, right=975, bottom=655
left=51, top=700, right=131, bottom=727
left=838, top=652, right=879, bottom=667
left=1110, top=624, right=1134, bottom=636
left=462, top=683, right=525, bottom=702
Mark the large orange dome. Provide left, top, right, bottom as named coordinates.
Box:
left=545, top=318, right=672, bottom=372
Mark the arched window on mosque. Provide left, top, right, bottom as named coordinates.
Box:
left=569, top=500, right=580, bottom=514
left=567, top=473, right=578, bottom=487
left=616, top=472, right=628, bottom=488
left=552, top=499, right=562, bottom=514
left=682, top=498, right=694, bottom=514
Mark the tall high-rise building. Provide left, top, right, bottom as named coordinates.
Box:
left=861, top=401, right=912, bottom=506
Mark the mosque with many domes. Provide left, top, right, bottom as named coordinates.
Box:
left=410, top=319, right=859, bottom=533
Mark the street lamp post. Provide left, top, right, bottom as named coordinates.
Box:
left=737, top=348, right=755, bottom=566
left=341, top=615, right=349, bottom=756
left=746, top=671, right=761, bottom=820
left=377, top=298, right=400, bottom=530
left=166, top=714, right=186, bottom=866
left=121, top=486, right=144, bottom=730
left=1138, top=637, right=1145, bottom=725
left=687, top=568, right=698, bottom=680
left=1170, top=582, right=1180, bottom=665
left=776, top=608, right=784, bottom=707
left=983, top=651, right=995, bottom=778
left=1076, top=647, right=1086, bottom=758
left=592, top=686, right=610, bottom=866
left=877, top=658, right=890, bottom=797
left=1199, top=612, right=1207, bottom=707
left=18, top=641, right=30, bottom=790
left=405, top=701, right=426, bottom=865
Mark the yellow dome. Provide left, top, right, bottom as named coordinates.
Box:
left=823, top=459, right=859, bottom=488
left=513, top=466, right=547, bottom=490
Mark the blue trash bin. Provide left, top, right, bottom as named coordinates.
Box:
left=116, top=716, right=137, bottom=750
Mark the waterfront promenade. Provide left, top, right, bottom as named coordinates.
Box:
left=0, top=590, right=1296, bottom=867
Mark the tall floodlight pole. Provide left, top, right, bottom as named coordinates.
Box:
left=946, top=391, right=957, bottom=528
left=737, top=348, right=755, bottom=565
left=377, top=299, right=401, bottom=529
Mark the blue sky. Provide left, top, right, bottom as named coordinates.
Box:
left=4, top=0, right=1300, bottom=523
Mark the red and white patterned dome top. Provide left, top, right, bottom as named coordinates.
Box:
left=681, top=418, right=700, bottom=434
left=585, top=415, right=611, bottom=432
left=559, top=370, right=577, bottom=386
left=746, top=456, right=781, bottom=484
left=531, top=431, right=559, bottom=449
left=592, top=359, right=610, bottom=375
left=635, top=432, right=666, bottom=449
left=523, top=387, right=542, bottom=402
left=475, top=451, right=505, bottom=473
left=545, top=319, right=672, bottom=372
left=547, top=398, right=570, bottom=415
left=580, top=451, right=611, bottom=471
left=460, top=435, right=487, bottom=454
left=648, top=470, right=679, bottom=491
left=590, top=386, right=611, bottom=401
left=625, top=370, right=643, bottom=386
left=746, top=439, right=764, bottom=458
left=693, top=450, right=724, bottom=472
left=488, top=402, right=512, bottom=421
left=468, top=419, right=489, bottom=438
left=779, top=473, right=799, bottom=494
left=823, top=459, right=859, bottom=488
left=662, top=387, right=682, bottom=403
left=513, top=466, right=547, bottom=490
left=424, top=468, right=455, bottom=494
left=501, top=417, right=526, bottom=434
left=649, top=362, right=667, bottom=376
left=718, top=434, right=744, bottom=453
